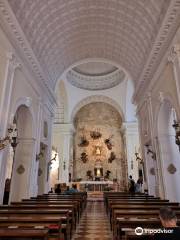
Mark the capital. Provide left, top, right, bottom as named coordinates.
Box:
left=168, top=44, right=180, bottom=63
left=6, top=52, right=21, bottom=70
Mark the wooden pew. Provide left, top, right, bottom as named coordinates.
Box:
left=0, top=204, right=78, bottom=225
left=0, top=192, right=87, bottom=240
left=0, top=227, right=49, bottom=240
left=104, top=192, right=180, bottom=240
left=112, top=209, right=180, bottom=235
left=115, top=217, right=180, bottom=240
left=0, top=212, right=69, bottom=240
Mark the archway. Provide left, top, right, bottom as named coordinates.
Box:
left=9, top=105, right=34, bottom=202
left=73, top=102, right=128, bottom=191
left=158, top=100, right=180, bottom=202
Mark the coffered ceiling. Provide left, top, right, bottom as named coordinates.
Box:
left=1, top=0, right=180, bottom=95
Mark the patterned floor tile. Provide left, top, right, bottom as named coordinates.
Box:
left=72, top=201, right=113, bottom=240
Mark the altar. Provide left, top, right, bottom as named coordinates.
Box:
left=72, top=181, right=114, bottom=192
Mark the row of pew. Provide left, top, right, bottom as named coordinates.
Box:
left=104, top=192, right=180, bottom=239
left=0, top=192, right=87, bottom=240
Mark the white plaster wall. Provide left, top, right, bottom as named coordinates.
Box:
left=136, top=32, right=180, bottom=200
left=63, top=78, right=135, bottom=123
left=0, top=25, right=55, bottom=203
left=123, top=122, right=140, bottom=183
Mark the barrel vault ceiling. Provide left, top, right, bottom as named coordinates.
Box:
left=0, top=0, right=180, bottom=97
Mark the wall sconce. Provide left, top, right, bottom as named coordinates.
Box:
left=36, top=152, right=43, bottom=161
left=48, top=153, right=57, bottom=167
left=145, top=144, right=156, bottom=160
left=0, top=136, right=10, bottom=150
left=0, top=125, right=18, bottom=151
left=172, top=120, right=180, bottom=152
left=135, top=152, right=143, bottom=164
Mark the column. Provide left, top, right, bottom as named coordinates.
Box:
left=9, top=137, right=36, bottom=202
left=53, top=123, right=74, bottom=183
left=146, top=93, right=165, bottom=198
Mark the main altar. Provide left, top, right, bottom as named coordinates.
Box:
left=72, top=181, right=114, bottom=192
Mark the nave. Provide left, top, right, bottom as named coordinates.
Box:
left=0, top=0, right=180, bottom=239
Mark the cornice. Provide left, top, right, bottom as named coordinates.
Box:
left=0, top=0, right=56, bottom=105
left=133, top=0, right=180, bottom=104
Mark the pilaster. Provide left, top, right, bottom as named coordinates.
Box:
left=122, top=122, right=140, bottom=181
left=53, top=123, right=74, bottom=183
left=168, top=44, right=180, bottom=112
left=0, top=52, right=20, bottom=203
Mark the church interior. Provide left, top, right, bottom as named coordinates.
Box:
left=0, top=0, right=180, bottom=239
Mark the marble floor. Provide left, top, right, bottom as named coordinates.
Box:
left=72, top=201, right=113, bottom=240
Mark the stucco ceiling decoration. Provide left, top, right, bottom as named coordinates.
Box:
left=66, top=61, right=125, bottom=90
left=73, top=62, right=118, bottom=76
left=1, top=0, right=179, bottom=95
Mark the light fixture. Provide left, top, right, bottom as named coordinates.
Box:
left=135, top=152, right=143, bottom=164
left=145, top=144, right=156, bottom=159
left=49, top=153, right=57, bottom=167
left=97, top=169, right=101, bottom=176
left=172, top=108, right=180, bottom=151
left=0, top=125, right=18, bottom=151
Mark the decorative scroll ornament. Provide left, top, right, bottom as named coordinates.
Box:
left=108, top=152, right=116, bottom=163
left=80, top=152, right=88, bottom=163
left=150, top=167, right=155, bottom=176
left=167, top=164, right=177, bottom=174
left=104, top=135, right=113, bottom=150
left=16, top=164, right=25, bottom=174
left=78, top=136, right=89, bottom=147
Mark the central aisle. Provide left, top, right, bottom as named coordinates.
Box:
left=73, top=200, right=112, bottom=240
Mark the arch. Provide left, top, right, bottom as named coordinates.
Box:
left=71, top=95, right=125, bottom=123
left=154, top=92, right=180, bottom=134
left=157, top=99, right=180, bottom=202
left=8, top=104, right=35, bottom=202
left=10, top=97, right=36, bottom=138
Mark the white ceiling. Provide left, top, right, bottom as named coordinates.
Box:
left=0, top=0, right=180, bottom=96
left=6, top=0, right=173, bottom=90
